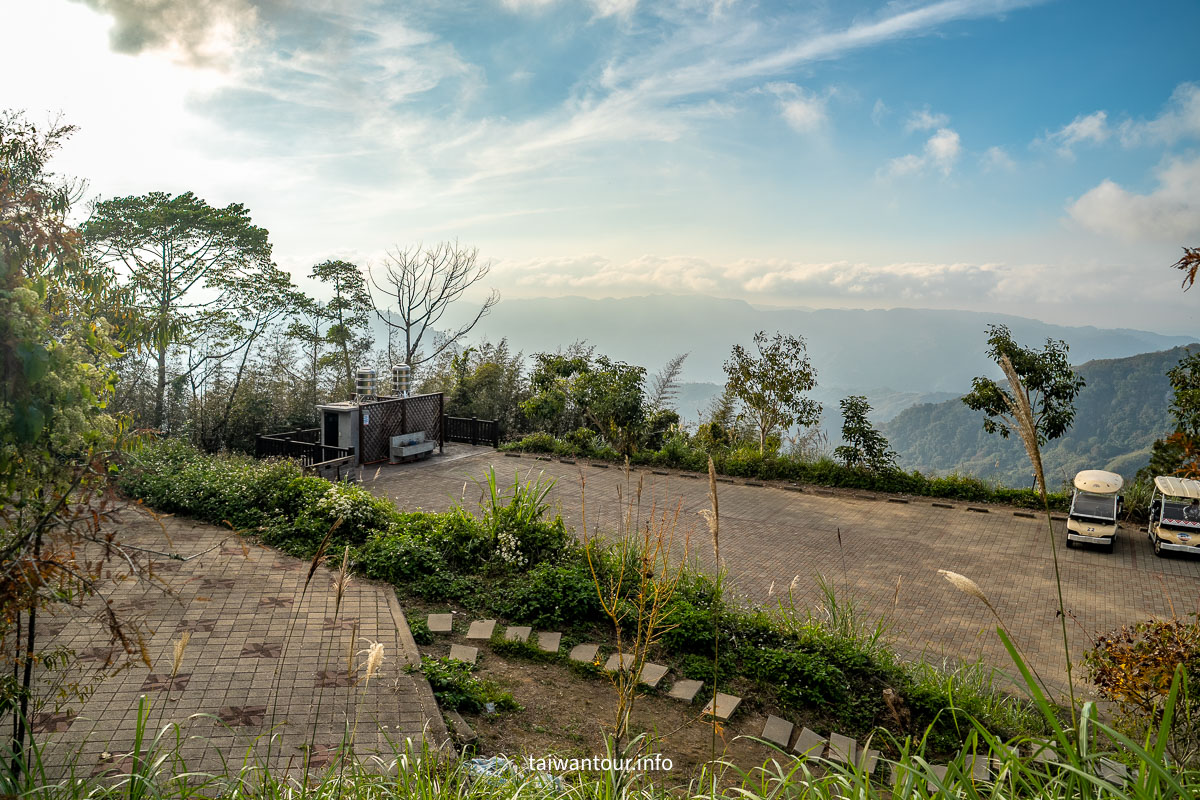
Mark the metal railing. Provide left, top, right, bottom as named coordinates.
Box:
left=443, top=416, right=499, bottom=448
left=255, top=429, right=353, bottom=467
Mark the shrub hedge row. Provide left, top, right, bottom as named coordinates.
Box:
left=501, top=433, right=1069, bottom=511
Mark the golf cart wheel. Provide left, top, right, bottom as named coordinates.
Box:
left=1065, top=537, right=1076, bottom=549
left=1154, top=535, right=1167, bottom=558
left=1104, top=539, right=1115, bottom=554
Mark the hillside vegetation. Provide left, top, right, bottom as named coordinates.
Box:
left=884, top=346, right=1197, bottom=487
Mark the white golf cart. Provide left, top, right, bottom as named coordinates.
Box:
left=1066, top=470, right=1124, bottom=553
left=1147, top=475, right=1200, bottom=558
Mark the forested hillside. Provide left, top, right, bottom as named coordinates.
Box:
left=884, top=346, right=1196, bottom=487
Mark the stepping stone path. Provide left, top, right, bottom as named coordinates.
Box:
left=761, top=715, right=793, bottom=748
left=639, top=662, right=668, bottom=688
left=667, top=679, right=702, bottom=702
left=604, top=652, right=635, bottom=672
left=427, top=613, right=453, bottom=633
left=828, top=732, right=856, bottom=765
left=568, top=644, right=599, bottom=663
left=1030, top=739, right=1059, bottom=764
left=504, top=626, right=532, bottom=643
left=793, top=727, right=825, bottom=757
left=927, top=764, right=948, bottom=792
left=1099, top=757, right=1129, bottom=785
left=449, top=644, right=478, bottom=665
left=702, top=692, right=741, bottom=720
left=537, top=631, right=561, bottom=653
left=966, top=754, right=990, bottom=781
left=466, top=619, right=496, bottom=639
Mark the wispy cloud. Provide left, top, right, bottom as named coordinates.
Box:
left=1068, top=155, right=1200, bottom=242
left=883, top=128, right=962, bottom=177
left=981, top=145, right=1016, bottom=171
left=905, top=106, right=949, bottom=132
left=1038, top=110, right=1109, bottom=158
left=118, top=0, right=1043, bottom=201
left=766, top=82, right=830, bottom=133
left=1118, top=82, right=1200, bottom=146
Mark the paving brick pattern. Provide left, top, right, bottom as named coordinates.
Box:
left=38, top=510, right=446, bottom=778
left=372, top=446, right=1200, bottom=697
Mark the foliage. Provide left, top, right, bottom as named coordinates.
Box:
left=1085, top=616, right=1200, bottom=764
left=476, top=467, right=568, bottom=568
left=422, top=339, right=530, bottom=437
left=833, top=395, right=898, bottom=473
left=502, top=432, right=1069, bottom=510
left=0, top=113, right=145, bottom=775
left=523, top=349, right=648, bottom=454
left=310, top=258, right=374, bottom=398
left=412, top=656, right=520, bottom=714
left=723, top=331, right=821, bottom=455
left=889, top=345, right=1193, bottom=488
left=961, top=324, right=1085, bottom=494
left=1172, top=245, right=1200, bottom=290
left=83, top=190, right=297, bottom=434
left=500, top=559, right=604, bottom=629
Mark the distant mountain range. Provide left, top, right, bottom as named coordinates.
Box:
left=883, top=345, right=1199, bottom=487
left=429, top=295, right=1197, bottom=447
left=443, top=295, right=1197, bottom=391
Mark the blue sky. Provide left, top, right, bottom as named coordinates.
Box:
left=5, top=0, right=1199, bottom=333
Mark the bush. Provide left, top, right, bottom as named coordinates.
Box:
left=500, top=557, right=603, bottom=629
left=742, top=647, right=847, bottom=708
left=498, top=431, right=1070, bottom=510
left=414, top=656, right=520, bottom=714
left=1085, top=616, right=1200, bottom=764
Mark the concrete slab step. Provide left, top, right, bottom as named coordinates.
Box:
left=466, top=619, right=496, bottom=639
left=448, top=644, right=478, bottom=665
left=667, top=679, right=702, bottom=702
left=568, top=643, right=599, bottom=663
left=702, top=692, right=741, bottom=720
left=504, top=626, right=532, bottom=643
left=761, top=715, right=793, bottom=748
left=427, top=613, right=453, bottom=633
left=792, top=727, right=826, bottom=758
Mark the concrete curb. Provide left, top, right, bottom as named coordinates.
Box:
left=385, top=588, right=452, bottom=749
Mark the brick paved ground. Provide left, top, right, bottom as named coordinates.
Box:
left=373, top=446, right=1200, bottom=701
left=37, top=507, right=446, bottom=780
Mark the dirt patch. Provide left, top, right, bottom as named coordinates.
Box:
left=416, top=632, right=779, bottom=780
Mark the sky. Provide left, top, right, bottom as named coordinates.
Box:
left=4, top=0, right=1200, bottom=334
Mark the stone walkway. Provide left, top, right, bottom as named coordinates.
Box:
left=372, top=446, right=1200, bottom=700
left=37, top=507, right=446, bottom=779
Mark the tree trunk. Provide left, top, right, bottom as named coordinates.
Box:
left=154, top=340, right=167, bottom=431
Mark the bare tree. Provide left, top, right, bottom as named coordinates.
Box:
left=370, top=242, right=499, bottom=374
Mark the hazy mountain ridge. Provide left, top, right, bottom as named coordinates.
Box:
left=447, top=295, right=1197, bottom=391
left=883, top=346, right=1199, bottom=487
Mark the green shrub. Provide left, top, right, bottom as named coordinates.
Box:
left=409, top=616, right=433, bottom=646
left=743, top=647, right=847, bottom=708
left=500, top=558, right=603, bottom=629
left=413, top=656, right=520, bottom=714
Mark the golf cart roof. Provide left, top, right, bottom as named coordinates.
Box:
left=1154, top=475, right=1200, bottom=499
left=1073, top=470, right=1124, bottom=494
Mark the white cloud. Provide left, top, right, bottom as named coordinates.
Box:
left=1119, top=82, right=1200, bottom=146
left=981, top=145, right=1015, bottom=172
left=883, top=127, right=961, bottom=178
left=871, top=98, right=889, bottom=126
left=905, top=106, right=949, bottom=132
left=1067, top=155, right=1200, bottom=242
left=1040, top=110, right=1110, bottom=158
left=766, top=82, right=828, bottom=133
